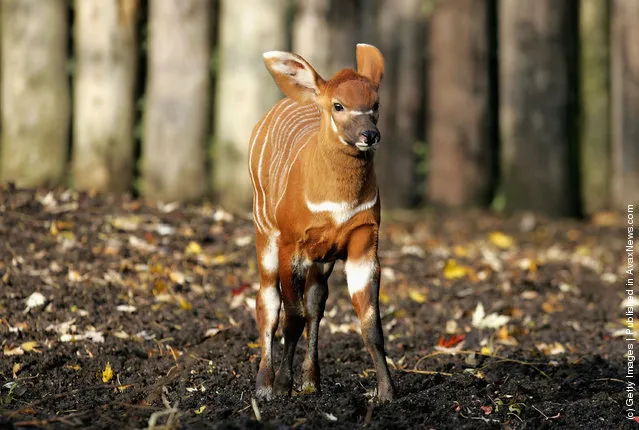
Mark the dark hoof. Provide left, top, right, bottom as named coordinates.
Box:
left=273, top=371, right=293, bottom=396
left=255, top=367, right=274, bottom=401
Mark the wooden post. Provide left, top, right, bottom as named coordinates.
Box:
left=73, top=0, right=139, bottom=193
left=293, top=0, right=331, bottom=77
left=375, top=0, right=425, bottom=208
left=611, top=0, right=639, bottom=209
left=213, top=0, right=287, bottom=211
left=1, top=0, right=70, bottom=187
left=143, top=0, right=211, bottom=202
left=499, top=0, right=579, bottom=216
left=580, top=0, right=611, bottom=214
left=427, top=0, right=495, bottom=207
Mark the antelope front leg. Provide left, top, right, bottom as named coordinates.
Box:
left=255, top=233, right=281, bottom=400
left=273, top=248, right=308, bottom=396
left=345, top=228, right=395, bottom=402
left=301, top=263, right=333, bottom=393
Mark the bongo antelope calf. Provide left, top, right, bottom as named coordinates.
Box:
left=249, top=44, right=394, bottom=402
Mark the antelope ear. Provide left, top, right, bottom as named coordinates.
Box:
left=356, top=44, right=384, bottom=87
left=263, top=51, right=324, bottom=104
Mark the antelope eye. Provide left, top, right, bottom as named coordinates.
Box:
left=333, top=103, right=344, bottom=112
left=372, top=102, right=380, bottom=111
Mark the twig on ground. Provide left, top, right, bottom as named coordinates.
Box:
left=413, top=349, right=550, bottom=379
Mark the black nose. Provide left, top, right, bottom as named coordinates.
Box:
left=360, top=130, right=380, bottom=145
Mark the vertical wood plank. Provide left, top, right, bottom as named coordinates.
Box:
left=143, top=0, right=211, bottom=202
left=73, top=0, right=139, bottom=192
left=611, top=0, right=639, bottom=209
left=213, top=0, right=287, bottom=210
left=1, top=0, right=70, bottom=187
left=499, top=0, right=579, bottom=216
left=428, top=0, right=495, bottom=207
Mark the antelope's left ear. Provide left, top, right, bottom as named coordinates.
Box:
left=356, top=44, right=384, bottom=87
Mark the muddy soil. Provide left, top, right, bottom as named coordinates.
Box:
left=0, top=187, right=634, bottom=429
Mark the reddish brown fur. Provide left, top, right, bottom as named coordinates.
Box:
left=249, top=44, right=394, bottom=402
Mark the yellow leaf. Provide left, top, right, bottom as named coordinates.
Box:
left=443, top=259, right=468, bottom=280
left=21, top=341, right=39, bottom=353
left=379, top=288, right=390, bottom=305
left=247, top=343, right=260, bottom=349
left=66, top=364, right=81, bottom=371
left=408, top=289, right=427, bottom=304
left=488, top=232, right=514, bottom=249
left=117, top=384, right=133, bottom=392
left=185, top=241, right=202, bottom=256
left=213, top=255, right=227, bottom=265
left=12, top=363, right=22, bottom=377
left=480, top=346, right=492, bottom=355
left=496, top=325, right=509, bottom=341
left=102, top=362, right=114, bottom=383
left=49, top=223, right=59, bottom=236
left=194, top=405, right=207, bottom=415
left=178, top=296, right=193, bottom=310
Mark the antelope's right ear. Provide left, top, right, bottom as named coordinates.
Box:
left=263, top=51, right=324, bottom=104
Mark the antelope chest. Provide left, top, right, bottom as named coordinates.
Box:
left=294, top=193, right=379, bottom=263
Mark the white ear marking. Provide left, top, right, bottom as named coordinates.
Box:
left=263, top=51, right=317, bottom=92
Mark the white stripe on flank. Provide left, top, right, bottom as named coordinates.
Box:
left=249, top=105, right=278, bottom=233
left=306, top=191, right=378, bottom=225
left=258, top=100, right=296, bottom=230
left=345, top=259, right=377, bottom=298
left=270, top=108, right=319, bottom=205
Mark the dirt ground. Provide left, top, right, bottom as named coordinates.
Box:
left=0, top=186, right=633, bottom=429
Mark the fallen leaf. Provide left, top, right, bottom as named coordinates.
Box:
left=436, top=334, right=466, bottom=349
left=116, top=305, right=137, bottom=313
left=536, top=342, right=566, bottom=355
left=12, top=363, right=22, bottom=378
left=3, top=346, right=24, bottom=356
left=21, top=341, right=40, bottom=353
left=472, top=303, right=510, bottom=329
left=24, top=292, right=46, bottom=313
left=102, top=362, right=114, bottom=383
left=178, top=296, right=193, bottom=310
left=194, top=405, right=207, bottom=415
left=443, top=259, right=468, bottom=280
left=480, top=405, right=493, bottom=415
left=247, top=343, right=260, bottom=349
left=408, top=289, right=427, bottom=304
left=185, top=241, right=202, bottom=256
left=488, top=232, right=514, bottom=249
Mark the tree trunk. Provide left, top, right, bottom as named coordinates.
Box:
left=143, top=0, right=210, bottom=202
left=1, top=0, right=70, bottom=187
left=375, top=0, right=425, bottom=208
left=427, top=0, right=494, bottom=207
left=213, top=0, right=287, bottom=211
left=580, top=0, right=611, bottom=214
left=499, top=0, right=579, bottom=216
left=73, top=0, right=138, bottom=193
left=293, top=0, right=358, bottom=77
left=293, top=0, right=331, bottom=77
left=611, top=0, right=639, bottom=209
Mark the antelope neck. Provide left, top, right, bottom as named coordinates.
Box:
left=302, top=116, right=377, bottom=210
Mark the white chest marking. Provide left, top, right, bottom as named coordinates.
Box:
left=305, top=192, right=378, bottom=225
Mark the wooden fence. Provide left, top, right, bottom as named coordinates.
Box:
left=0, top=0, right=637, bottom=216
